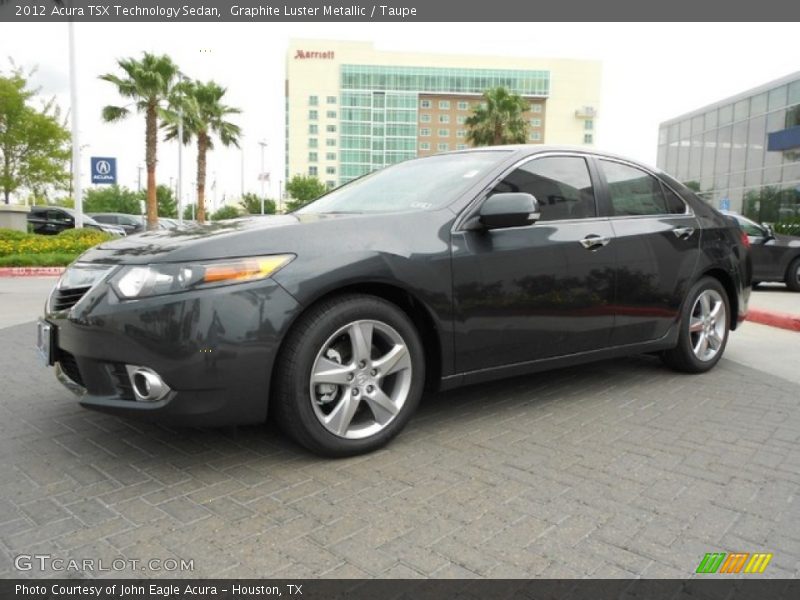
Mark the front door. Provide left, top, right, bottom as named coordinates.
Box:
left=451, top=154, right=617, bottom=373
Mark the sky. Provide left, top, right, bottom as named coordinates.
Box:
left=1, top=22, right=798, bottom=209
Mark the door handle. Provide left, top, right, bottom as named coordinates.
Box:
left=672, top=226, right=695, bottom=239
left=579, top=235, right=611, bottom=250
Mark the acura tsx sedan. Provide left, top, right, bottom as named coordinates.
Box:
left=38, top=147, right=751, bottom=456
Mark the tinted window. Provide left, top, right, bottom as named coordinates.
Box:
left=736, top=216, right=765, bottom=237
left=490, top=156, right=596, bottom=221
left=662, top=185, right=687, bottom=214
left=47, top=210, right=71, bottom=223
left=92, top=215, right=114, bottom=224
left=600, top=160, right=674, bottom=216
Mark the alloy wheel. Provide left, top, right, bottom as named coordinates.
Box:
left=309, top=320, right=413, bottom=439
left=688, top=289, right=727, bottom=362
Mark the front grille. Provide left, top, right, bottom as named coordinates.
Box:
left=58, top=351, right=84, bottom=387
left=52, top=286, right=91, bottom=312
left=108, top=363, right=136, bottom=401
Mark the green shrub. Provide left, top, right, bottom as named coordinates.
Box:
left=773, top=219, right=800, bottom=237
left=0, top=253, right=78, bottom=267
left=0, top=228, right=113, bottom=258
left=0, top=228, right=32, bottom=241
left=210, top=205, right=241, bottom=221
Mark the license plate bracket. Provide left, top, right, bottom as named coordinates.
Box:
left=36, top=320, right=54, bottom=366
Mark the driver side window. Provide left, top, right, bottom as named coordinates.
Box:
left=490, top=156, right=597, bottom=221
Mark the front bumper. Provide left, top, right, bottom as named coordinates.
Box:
left=44, top=276, right=301, bottom=426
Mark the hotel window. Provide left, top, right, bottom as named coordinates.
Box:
left=420, top=99, right=431, bottom=108
left=456, top=116, right=466, bottom=125
left=533, top=104, right=542, bottom=113
left=457, top=101, right=469, bottom=110
left=437, top=143, right=449, bottom=151
left=326, top=180, right=336, bottom=188
left=326, top=152, right=336, bottom=161
left=531, top=118, right=541, bottom=127
left=308, top=152, right=318, bottom=162
left=456, top=130, right=466, bottom=138
left=308, top=124, right=318, bottom=134
left=308, top=138, right=318, bottom=148
left=420, top=128, right=431, bottom=136
left=420, top=114, right=431, bottom=123
left=530, top=131, right=541, bottom=141
left=326, top=110, right=337, bottom=119
left=585, top=119, right=594, bottom=131
left=419, top=142, right=430, bottom=150
left=326, top=166, right=336, bottom=175
left=309, top=166, right=318, bottom=176
left=309, top=110, right=318, bottom=120
left=439, top=100, right=450, bottom=109
left=439, top=115, right=450, bottom=124
left=438, top=128, right=449, bottom=137
left=309, top=95, right=318, bottom=106
left=326, top=96, right=337, bottom=104
left=456, top=144, right=467, bottom=150
left=326, top=124, right=336, bottom=133
left=584, top=133, right=593, bottom=144
left=326, top=138, right=336, bottom=147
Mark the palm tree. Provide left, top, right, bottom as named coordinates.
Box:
left=164, top=80, right=241, bottom=223
left=465, top=87, right=530, bottom=147
left=99, top=53, right=179, bottom=230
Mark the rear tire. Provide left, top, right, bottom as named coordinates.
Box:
left=785, top=257, right=800, bottom=292
left=661, top=277, right=730, bottom=374
left=272, top=294, right=425, bottom=457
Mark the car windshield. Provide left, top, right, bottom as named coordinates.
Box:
left=297, top=151, right=507, bottom=214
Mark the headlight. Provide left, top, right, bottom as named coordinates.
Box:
left=57, top=263, right=114, bottom=290
left=110, top=254, right=294, bottom=300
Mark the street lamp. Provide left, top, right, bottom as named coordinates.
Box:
left=176, top=71, right=187, bottom=224
left=68, top=20, right=83, bottom=227
left=258, top=139, right=268, bottom=215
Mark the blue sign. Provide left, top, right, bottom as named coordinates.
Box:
left=720, top=197, right=730, bottom=211
left=90, top=157, right=117, bottom=185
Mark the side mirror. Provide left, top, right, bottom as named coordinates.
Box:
left=762, top=223, right=775, bottom=239
left=479, top=193, right=540, bottom=230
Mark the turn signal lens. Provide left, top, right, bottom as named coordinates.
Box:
left=203, top=256, right=294, bottom=283
left=740, top=230, right=751, bottom=249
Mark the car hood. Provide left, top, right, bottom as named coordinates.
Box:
left=75, top=211, right=443, bottom=265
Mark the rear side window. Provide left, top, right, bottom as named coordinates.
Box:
left=600, top=160, right=684, bottom=216
left=662, top=185, right=688, bottom=214
left=490, top=156, right=597, bottom=221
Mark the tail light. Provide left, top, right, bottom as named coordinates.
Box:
left=740, top=230, right=751, bottom=249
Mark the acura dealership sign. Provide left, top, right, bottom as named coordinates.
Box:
left=90, top=157, right=117, bottom=185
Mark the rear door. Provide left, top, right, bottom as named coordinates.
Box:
left=451, top=153, right=617, bottom=372
left=595, top=158, right=701, bottom=346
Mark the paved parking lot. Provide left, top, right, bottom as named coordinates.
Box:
left=1, top=311, right=799, bottom=578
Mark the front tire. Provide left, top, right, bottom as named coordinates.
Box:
left=661, top=277, right=730, bottom=373
left=786, top=257, right=800, bottom=292
left=273, top=294, right=425, bottom=457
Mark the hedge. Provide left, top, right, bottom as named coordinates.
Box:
left=0, top=228, right=115, bottom=260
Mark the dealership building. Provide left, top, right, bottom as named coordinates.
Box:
left=285, top=40, right=602, bottom=187
left=657, top=72, right=800, bottom=221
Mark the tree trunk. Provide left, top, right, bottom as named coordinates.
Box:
left=196, top=132, right=207, bottom=223
left=145, top=101, right=158, bottom=231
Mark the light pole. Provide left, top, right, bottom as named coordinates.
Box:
left=258, top=140, right=268, bottom=214
left=68, top=20, right=83, bottom=228
left=176, top=72, right=187, bottom=224
left=138, top=165, right=144, bottom=192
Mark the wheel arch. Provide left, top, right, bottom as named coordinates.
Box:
left=698, top=267, right=740, bottom=331
left=269, top=281, right=444, bottom=410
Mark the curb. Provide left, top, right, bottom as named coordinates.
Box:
left=746, top=309, right=800, bottom=332
left=0, top=267, right=65, bottom=277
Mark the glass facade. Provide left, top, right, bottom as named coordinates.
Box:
left=657, top=75, right=800, bottom=222
left=338, top=64, right=551, bottom=184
